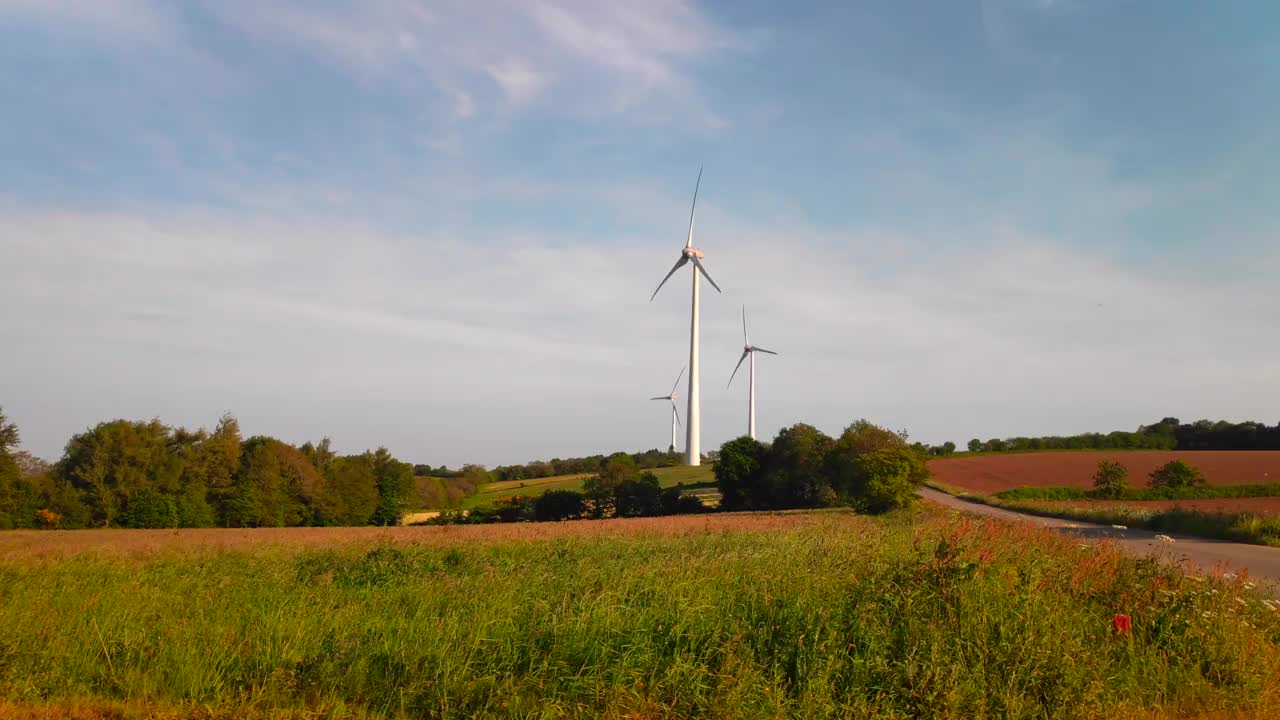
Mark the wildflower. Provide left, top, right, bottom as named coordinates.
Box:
left=1154, top=534, right=1174, bottom=542
left=1112, top=614, right=1133, bottom=636
left=1112, top=524, right=1127, bottom=530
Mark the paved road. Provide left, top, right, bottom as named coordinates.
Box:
left=919, top=487, right=1280, bottom=596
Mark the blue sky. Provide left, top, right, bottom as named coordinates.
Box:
left=2, top=1, right=1278, bottom=466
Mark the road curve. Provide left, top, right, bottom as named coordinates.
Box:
left=919, top=487, right=1280, bottom=596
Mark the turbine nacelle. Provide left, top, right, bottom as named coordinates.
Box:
left=683, top=247, right=705, bottom=259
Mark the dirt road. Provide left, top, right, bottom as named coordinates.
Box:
left=919, top=487, right=1280, bottom=596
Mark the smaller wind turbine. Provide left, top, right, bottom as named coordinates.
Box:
left=727, top=306, right=777, bottom=440
left=650, top=366, right=685, bottom=453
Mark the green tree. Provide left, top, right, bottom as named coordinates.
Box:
left=371, top=447, right=414, bottom=526
left=761, top=423, right=836, bottom=508
left=55, top=419, right=177, bottom=527
left=119, top=488, right=179, bottom=528
left=614, top=471, right=663, bottom=518
left=533, top=489, right=585, bottom=521
left=1091, top=460, right=1129, bottom=499
left=0, top=406, right=24, bottom=528
left=599, top=452, right=639, bottom=485
left=968, top=438, right=982, bottom=452
left=714, top=436, right=767, bottom=510
left=842, top=447, right=928, bottom=513
left=331, top=454, right=379, bottom=525
left=1148, top=460, right=1207, bottom=490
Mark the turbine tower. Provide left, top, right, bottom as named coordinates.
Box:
left=649, top=366, right=685, bottom=453
left=728, top=306, right=777, bottom=440
left=650, top=167, right=722, bottom=466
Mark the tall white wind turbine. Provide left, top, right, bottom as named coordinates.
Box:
left=649, top=366, right=685, bottom=453
left=649, top=167, right=722, bottom=466
left=727, top=306, right=777, bottom=440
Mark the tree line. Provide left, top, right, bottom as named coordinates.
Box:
left=0, top=408, right=415, bottom=530
left=434, top=448, right=682, bottom=484
left=965, top=417, right=1280, bottom=454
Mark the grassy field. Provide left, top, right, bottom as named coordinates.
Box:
left=2, top=507, right=1279, bottom=718
left=459, top=465, right=717, bottom=510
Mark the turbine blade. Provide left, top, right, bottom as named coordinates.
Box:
left=727, top=350, right=748, bottom=387
left=685, top=166, right=702, bottom=249
left=753, top=347, right=778, bottom=355
left=742, top=305, right=749, bottom=345
left=670, top=365, right=686, bottom=396
left=649, top=255, right=689, bottom=301
left=672, top=402, right=681, bottom=427
left=650, top=396, right=669, bottom=401
left=691, top=257, right=721, bottom=293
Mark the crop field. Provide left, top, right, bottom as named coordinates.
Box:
left=3, top=507, right=1280, bottom=719
left=931, top=451, right=1280, bottom=494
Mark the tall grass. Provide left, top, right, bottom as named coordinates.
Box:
left=995, top=482, right=1280, bottom=502
left=1, top=510, right=1278, bottom=718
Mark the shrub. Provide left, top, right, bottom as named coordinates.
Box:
left=1148, top=460, right=1207, bottom=490
left=614, top=472, right=663, bottom=518
left=533, top=490, right=585, bottom=522
left=845, top=447, right=928, bottom=513
left=714, top=436, right=768, bottom=511
left=119, top=489, right=179, bottom=529
left=1091, top=460, right=1129, bottom=498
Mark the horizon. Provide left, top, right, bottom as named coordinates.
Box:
left=3, top=1, right=1278, bottom=467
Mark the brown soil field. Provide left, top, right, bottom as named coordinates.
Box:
left=0, top=509, right=845, bottom=561
left=1033, top=496, right=1280, bottom=517
left=930, top=450, right=1280, bottom=494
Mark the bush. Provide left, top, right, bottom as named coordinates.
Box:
left=845, top=448, right=927, bottom=514
left=1149, top=460, right=1207, bottom=490
left=614, top=472, right=663, bottom=518
left=1091, top=460, right=1129, bottom=498
left=533, top=490, right=585, bottom=522
left=714, top=436, right=768, bottom=511
left=659, top=484, right=707, bottom=515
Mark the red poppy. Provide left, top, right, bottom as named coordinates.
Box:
left=1112, top=614, right=1132, bottom=636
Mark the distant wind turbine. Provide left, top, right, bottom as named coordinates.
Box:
left=650, top=167, right=722, bottom=466
left=649, top=366, right=685, bottom=453
left=727, top=306, right=777, bottom=440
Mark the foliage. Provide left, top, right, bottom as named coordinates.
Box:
left=0, top=411, right=416, bottom=530
left=532, top=489, right=586, bottom=521
left=614, top=471, right=663, bottom=518
left=718, top=421, right=929, bottom=513
left=714, top=436, right=768, bottom=511
left=1091, top=460, right=1129, bottom=498
left=760, top=423, right=836, bottom=509
left=2, top=512, right=1278, bottom=718
left=1148, top=459, right=1207, bottom=490
left=841, top=447, right=929, bottom=513
left=999, top=481, right=1280, bottom=502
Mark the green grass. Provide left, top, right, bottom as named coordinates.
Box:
left=2, top=509, right=1279, bottom=718
left=460, top=465, right=717, bottom=510
left=994, top=482, right=1280, bottom=502
left=925, top=481, right=1280, bottom=548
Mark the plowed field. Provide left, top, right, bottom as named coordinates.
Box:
left=930, top=450, right=1280, bottom=494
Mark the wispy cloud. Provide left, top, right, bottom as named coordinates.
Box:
left=485, top=58, right=552, bottom=105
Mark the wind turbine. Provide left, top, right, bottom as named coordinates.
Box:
left=727, top=306, right=777, bottom=440
left=649, top=366, right=685, bottom=453
left=649, top=166, right=722, bottom=466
